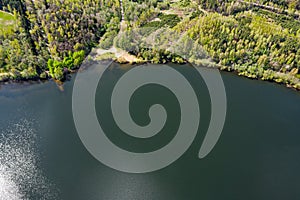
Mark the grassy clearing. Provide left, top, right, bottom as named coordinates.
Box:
left=0, top=11, right=15, bottom=34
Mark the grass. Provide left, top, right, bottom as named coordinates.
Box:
left=95, top=52, right=116, bottom=61
left=0, top=10, right=16, bottom=34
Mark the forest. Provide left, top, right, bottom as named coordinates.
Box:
left=114, top=0, right=300, bottom=89
left=0, top=0, right=300, bottom=89
left=0, top=0, right=121, bottom=81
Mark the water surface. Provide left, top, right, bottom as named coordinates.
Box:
left=0, top=63, right=300, bottom=200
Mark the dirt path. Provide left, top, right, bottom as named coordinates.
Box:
left=94, top=0, right=140, bottom=63
left=198, top=6, right=208, bottom=15
left=238, top=0, right=300, bottom=20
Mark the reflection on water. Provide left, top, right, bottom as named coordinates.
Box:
left=0, top=169, right=23, bottom=200
left=0, top=119, right=57, bottom=200
left=0, top=64, right=300, bottom=199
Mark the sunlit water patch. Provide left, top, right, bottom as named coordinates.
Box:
left=0, top=119, right=57, bottom=200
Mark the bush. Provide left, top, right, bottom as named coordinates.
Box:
left=158, top=14, right=181, bottom=28
left=99, top=31, right=118, bottom=50
left=47, top=50, right=85, bottom=80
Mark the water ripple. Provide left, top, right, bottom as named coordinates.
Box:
left=0, top=119, right=57, bottom=200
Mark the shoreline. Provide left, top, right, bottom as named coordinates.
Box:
left=1, top=1, right=300, bottom=92
left=94, top=47, right=300, bottom=91
left=1, top=53, right=299, bottom=92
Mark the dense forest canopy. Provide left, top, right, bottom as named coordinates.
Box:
left=0, top=0, right=121, bottom=80
left=0, top=0, right=299, bottom=89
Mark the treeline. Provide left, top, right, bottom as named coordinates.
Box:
left=114, top=0, right=300, bottom=89
left=0, top=0, right=121, bottom=81
left=182, top=12, right=299, bottom=87
left=1, top=0, right=300, bottom=89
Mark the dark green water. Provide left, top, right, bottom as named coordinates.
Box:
left=0, top=63, right=300, bottom=200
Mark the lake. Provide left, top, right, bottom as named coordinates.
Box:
left=0, top=62, right=300, bottom=200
